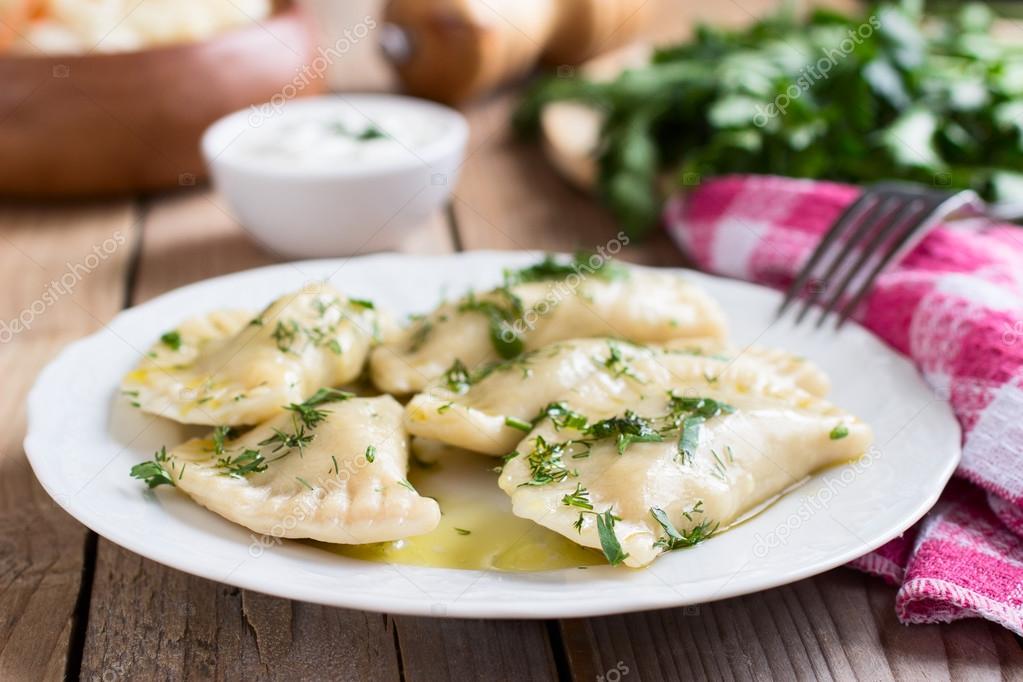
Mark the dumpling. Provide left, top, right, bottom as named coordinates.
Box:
left=404, top=338, right=832, bottom=456
left=662, top=338, right=831, bottom=397
left=497, top=355, right=872, bottom=567
left=369, top=256, right=727, bottom=394
left=122, top=285, right=392, bottom=426
left=131, top=393, right=440, bottom=544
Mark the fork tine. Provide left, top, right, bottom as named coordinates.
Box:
left=776, top=189, right=878, bottom=317
left=812, top=197, right=924, bottom=327
left=834, top=191, right=975, bottom=328
left=791, top=193, right=895, bottom=324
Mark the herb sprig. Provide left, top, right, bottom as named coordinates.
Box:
left=130, top=446, right=176, bottom=488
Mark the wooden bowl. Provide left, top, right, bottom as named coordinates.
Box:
left=0, top=1, right=325, bottom=198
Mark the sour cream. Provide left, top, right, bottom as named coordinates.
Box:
left=202, top=94, right=467, bottom=256
left=227, top=97, right=453, bottom=171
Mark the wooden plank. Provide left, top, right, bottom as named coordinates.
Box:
left=559, top=569, right=1023, bottom=681
left=393, top=617, right=560, bottom=681
left=0, top=200, right=137, bottom=682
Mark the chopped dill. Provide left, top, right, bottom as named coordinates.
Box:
left=217, top=449, right=267, bottom=478
left=561, top=483, right=593, bottom=510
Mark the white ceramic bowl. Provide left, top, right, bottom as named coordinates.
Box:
left=202, top=94, right=467, bottom=258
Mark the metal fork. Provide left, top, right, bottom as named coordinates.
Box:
left=777, top=182, right=986, bottom=329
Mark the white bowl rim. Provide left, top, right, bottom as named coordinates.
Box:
left=201, top=93, right=469, bottom=180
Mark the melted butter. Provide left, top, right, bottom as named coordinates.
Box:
left=125, top=368, right=149, bottom=384
left=317, top=448, right=868, bottom=571
left=317, top=446, right=603, bottom=571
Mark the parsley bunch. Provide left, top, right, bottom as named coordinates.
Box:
left=517, top=2, right=1023, bottom=236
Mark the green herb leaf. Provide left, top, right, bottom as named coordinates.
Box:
left=650, top=506, right=718, bottom=550
left=596, top=509, right=629, bottom=566
left=505, top=416, right=533, bottom=432
left=349, top=298, right=375, bottom=309
left=443, top=359, right=472, bottom=394
left=830, top=424, right=850, bottom=440
left=160, top=331, right=182, bottom=351
left=218, top=449, right=268, bottom=478
left=561, top=483, right=594, bottom=510
left=536, top=402, right=588, bottom=431
left=677, top=415, right=703, bottom=464
left=130, top=446, right=176, bottom=488
left=211, top=425, right=235, bottom=457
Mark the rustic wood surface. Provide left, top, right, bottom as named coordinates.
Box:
left=4, top=1, right=1023, bottom=680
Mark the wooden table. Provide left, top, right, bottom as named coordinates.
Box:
left=4, top=3, right=1023, bottom=680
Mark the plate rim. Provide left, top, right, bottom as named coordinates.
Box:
left=23, top=251, right=961, bottom=619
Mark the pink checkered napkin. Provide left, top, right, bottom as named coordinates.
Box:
left=664, top=175, right=1023, bottom=635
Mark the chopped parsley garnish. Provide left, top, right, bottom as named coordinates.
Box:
left=586, top=410, right=663, bottom=455
left=596, top=509, right=629, bottom=566
left=561, top=483, right=593, bottom=510
left=349, top=298, right=375, bottom=310
left=408, top=316, right=434, bottom=352
left=357, top=126, right=385, bottom=141
left=130, top=446, right=176, bottom=488
left=459, top=289, right=525, bottom=359
left=602, top=341, right=644, bottom=382
left=443, top=359, right=472, bottom=394
left=503, top=252, right=628, bottom=286
left=211, top=425, right=235, bottom=457
left=258, top=418, right=314, bottom=456
left=160, top=330, right=182, bottom=351
left=677, top=416, right=703, bottom=464
left=521, top=435, right=575, bottom=486
left=365, top=445, right=376, bottom=463
left=514, top=393, right=736, bottom=486
left=505, top=416, right=533, bottom=432
left=650, top=506, right=718, bottom=551
left=830, top=424, right=850, bottom=440
left=284, top=388, right=354, bottom=430
left=667, top=394, right=735, bottom=419
left=327, top=339, right=343, bottom=355
left=710, top=449, right=728, bottom=481
left=217, top=449, right=267, bottom=478
left=536, top=402, right=588, bottom=431
left=271, top=320, right=300, bottom=353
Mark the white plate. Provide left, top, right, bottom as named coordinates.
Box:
left=24, top=252, right=960, bottom=619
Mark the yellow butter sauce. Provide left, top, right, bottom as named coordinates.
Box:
left=316, top=446, right=603, bottom=571
left=315, top=447, right=866, bottom=571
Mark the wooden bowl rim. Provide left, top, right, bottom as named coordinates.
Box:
left=0, top=0, right=306, bottom=65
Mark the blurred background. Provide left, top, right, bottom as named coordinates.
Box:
left=3, top=0, right=1023, bottom=251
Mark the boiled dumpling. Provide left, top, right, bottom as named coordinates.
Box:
left=497, top=355, right=872, bottom=567
left=133, top=393, right=440, bottom=544
left=122, top=285, right=391, bottom=426
left=370, top=257, right=727, bottom=394
left=405, top=338, right=833, bottom=456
